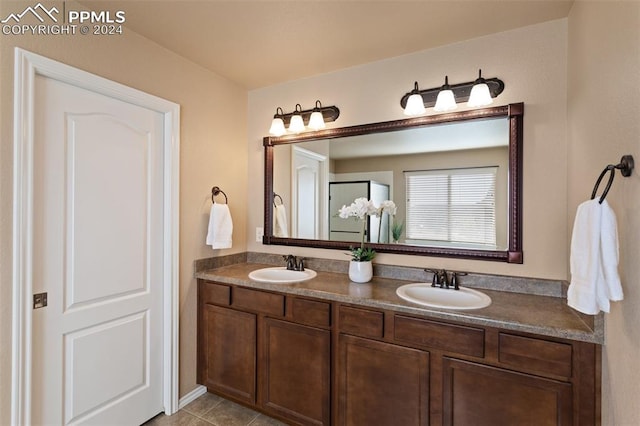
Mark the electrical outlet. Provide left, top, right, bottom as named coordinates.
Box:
left=256, top=227, right=264, bottom=242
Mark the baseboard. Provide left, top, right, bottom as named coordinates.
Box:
left=178, top=385, right=207, bottom=409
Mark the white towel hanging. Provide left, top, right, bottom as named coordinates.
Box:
left=274, top=204, right=289, bottom=238
left=568, top=199, right=623, bottom=315
left=206, top=203, right=233, bottom=249
left=599, top=200, right=623, bottom=303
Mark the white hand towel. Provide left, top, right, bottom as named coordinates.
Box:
left=274, top=204, right=289, bottom=238
left=206, top=204, right=233, bottom=249
left=568, top=199, right=602, bottom=315
left=599, top=200, right=623, bottom=304
left=568, top=199, right=623, bottom=315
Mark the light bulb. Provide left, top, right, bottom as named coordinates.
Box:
left=308, top=111, right=325, bottom=130
left=468, top=70, right=493, bottom=107
left=288, top=104, right=305, bottom=133
left=269, top=107, right=286, bottom=136
left=404, top=94, right=426, bottom=116
left=468, top=83, right=492, bottom=107
left=269, top=117, right=286, bottom=136
left=403, top=82, right=426, bottom=116
left=288, top=114, right=305, bottom=133
left=434, top=76, right=457, bottom=112
left=434, top=89, right=457, bottom=112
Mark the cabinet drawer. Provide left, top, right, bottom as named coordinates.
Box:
left=290, top=297, right=331, bottom=328
left=394, top=315, right=484, bottom=358
left=232, top=287, right=285, bottom=317
left=201, top=281, right=231, bottom=306
left=499, top=333, right=572, bottom=378
left=339, top=306, right=384, bottom=339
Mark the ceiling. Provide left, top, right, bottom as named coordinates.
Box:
left=86, top=1, right=574, bottom=89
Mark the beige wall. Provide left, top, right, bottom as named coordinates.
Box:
left=248, top=19, right=568, bottom=279
left=0, top=2, right=248, bottom=422
left=567, top=2, right=640, bottom=424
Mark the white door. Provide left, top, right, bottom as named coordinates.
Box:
left=292, top=147, right=327, bottom=239
left=30, top=74, right=165, bottom=425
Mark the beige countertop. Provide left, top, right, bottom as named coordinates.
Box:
left=196, top=262, right=602, bottom=344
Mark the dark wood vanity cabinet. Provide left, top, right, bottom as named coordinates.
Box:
left=442, top=358, right=573, bottom=426
left=337, top=334, right=429, bottom=426
left=441, top=333, right=598, bottom=426
left=199, top=304, right=257, bottom=404
left=198, top=280, right=600, bottom=426
left=334, top=304, right=598, bottom=426
left=262, top=318, right=331, bottom=425
left=335, top=305, right=429, bottom=425
left=198, top=280, right=331, bottom=425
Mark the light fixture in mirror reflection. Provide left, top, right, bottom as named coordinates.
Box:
left=263, top=103, right=524, bottom=263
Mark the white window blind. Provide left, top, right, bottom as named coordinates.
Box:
left=405, top=167, right=497, bottom=248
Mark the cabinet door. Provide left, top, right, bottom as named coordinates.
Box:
left=338, top=334, right=429, bottom=426
left=201, top=304, right=256, bottom=404
left=262, top=318, right=331, bottom=426
left=442, top=358, right=572, bottom=426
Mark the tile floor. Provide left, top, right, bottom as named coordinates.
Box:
left=144, top=392, right=287, bottom=426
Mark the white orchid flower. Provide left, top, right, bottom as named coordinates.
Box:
left=337, top=197, right=379, bottom=261
left=377, top=200, right=397, bottom=217
left=338, top=204, right=353, bottom=219
left=339, top=197, right=376, bottom=220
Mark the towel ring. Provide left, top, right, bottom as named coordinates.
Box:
left=590, top=166, right=616, bottom=204
left=590, top=155, right=634, bottom=204
left=211, top=186, right=228, bottom=204
left=273, top=192, right=283, bottom=207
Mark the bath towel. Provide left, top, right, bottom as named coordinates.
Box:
left=599, top=200, right=623, bottom=305
left=206, top=203, right=233, bottom=249
left=568, top=199, right=623, bottom=314
left=274, top=204, right=289, bottom=238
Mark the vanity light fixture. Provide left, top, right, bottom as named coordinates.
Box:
left=400, top=71, right=505, bottom=116
left=308, top=100, right=326, bottom=130
left=288, top=104, right=305, bottom=133
left=468, top=69, right=493, bottom=107
left=434, top=76, right=457, bottom=112
left=403, top=82, right=426, bottom=116
left=267, top=101, right=340, bottom=136
left=268, top=107, right=286, bottom=136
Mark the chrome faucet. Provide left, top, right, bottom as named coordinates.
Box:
left=283, top=254, right=305, bottom=271
left=424, top=268, right=466, bottom=290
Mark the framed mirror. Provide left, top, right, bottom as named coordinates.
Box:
left=263, top=103, right=523, bottom=263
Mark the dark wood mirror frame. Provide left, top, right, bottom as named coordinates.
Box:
left=263, top=102, right=523, bottom=263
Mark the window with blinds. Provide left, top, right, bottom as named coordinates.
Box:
left=405, top=167, right=497, bottom=248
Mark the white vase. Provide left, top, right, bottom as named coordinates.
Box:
left=349, top=260, right=373, bottom=283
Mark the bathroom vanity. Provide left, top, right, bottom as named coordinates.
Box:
left=193, top=97, right=601, bottom=425
left=196, top=261, right=600, bottom=426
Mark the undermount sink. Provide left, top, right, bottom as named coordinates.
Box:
left=396, top=283, right=491, bottom=310
left=248, top=267, right=317, bottom=284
